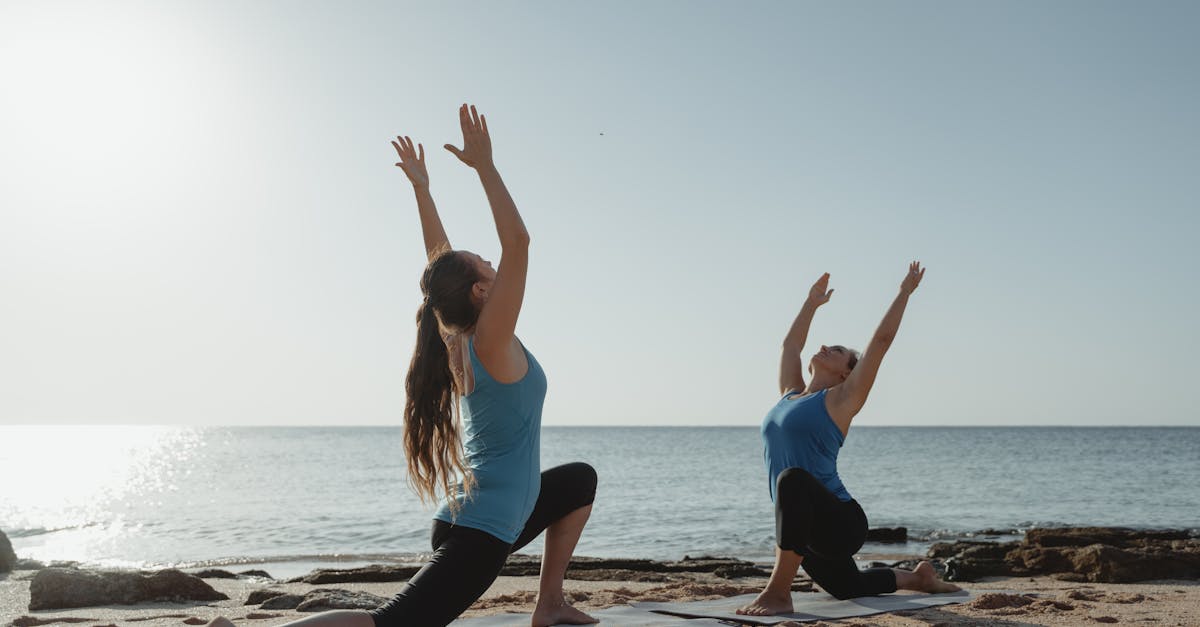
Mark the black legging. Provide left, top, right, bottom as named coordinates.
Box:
left=370, top=462, right=598, bottom=627
left=775, top=467, right=897, bottom=600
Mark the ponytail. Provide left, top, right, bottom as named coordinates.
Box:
left=403, top=251, right=481, bottom=511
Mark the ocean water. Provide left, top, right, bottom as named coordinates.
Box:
left=2, top=426, right=1198, bottom=578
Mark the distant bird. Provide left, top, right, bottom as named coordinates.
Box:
left=599, top=132, right=605, bottom=136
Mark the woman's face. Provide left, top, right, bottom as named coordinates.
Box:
left=810, top=345, right=853, bottom=378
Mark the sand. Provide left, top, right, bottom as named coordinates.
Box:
left=3, top=568, right=1199, bottom=627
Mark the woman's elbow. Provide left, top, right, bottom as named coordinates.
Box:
left=503, top=230, right=531, bottom=249
left=871, top=333, right=895, bottom=350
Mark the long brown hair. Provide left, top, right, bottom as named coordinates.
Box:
left=404, top=250, right=482, bottom=509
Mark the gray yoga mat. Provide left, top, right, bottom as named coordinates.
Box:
left=632, top=590, right=981, bottom=625
left=451, top=604, right=732, bottom=625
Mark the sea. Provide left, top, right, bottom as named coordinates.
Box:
left=2, top=426, right=1198, bottom=579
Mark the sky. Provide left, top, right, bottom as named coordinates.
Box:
left=1, top=1, right=1197, bottom=426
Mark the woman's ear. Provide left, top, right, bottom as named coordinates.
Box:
left=472, top=281, right=489, bottom=303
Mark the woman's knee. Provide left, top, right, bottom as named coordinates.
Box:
left=546, top=461, right=597, bottom=505
left=776, top=466, right=816, bottom=497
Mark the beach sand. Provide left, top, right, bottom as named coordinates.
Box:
left=4, top=567, right=1199, bottom=627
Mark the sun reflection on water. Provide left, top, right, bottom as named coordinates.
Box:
left=0, top=425, right=203, bottom=564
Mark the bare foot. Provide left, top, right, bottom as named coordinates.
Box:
left=913, top=561, right=962, bottom=594
left=735, top=589, right=793, bottom=616
left=531, top=599, right=597, bottom=627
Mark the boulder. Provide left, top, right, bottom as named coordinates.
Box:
left=0, top=529, right=17, bottom=572
left=865, top=527, right=908, bottom=543
left=238, top=569, right=273, bottom=579
left=193, top=569, right=238, bottom=579
left=28, top=568, right=228, bottom=610
left=259, top=594, right=305, bottom=610
left=245, top=589, right=288, bottom=605
left=296, top=589, right=389, bottom=612
left=288, top=564, right=422, bottom=584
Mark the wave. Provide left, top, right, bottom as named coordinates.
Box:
left=161, top=552, right=436, bottom=570
left=4, top=523, right=102, bottom=538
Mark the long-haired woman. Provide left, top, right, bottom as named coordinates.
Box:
left=206, top=105, right=600, bottom=627
left=379, top=104, right=599, bottom=626
left=737, top=263, right=960, bottom=617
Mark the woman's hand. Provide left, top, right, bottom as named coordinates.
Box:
left=444, top=104, right=494, bottom=170
left=391, top=135, right=429, bottom=190
left=901, top=261, right=925, bottom=295
left=807, top=272, right=834, bottom=308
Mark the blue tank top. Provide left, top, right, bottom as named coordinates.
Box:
left=433, top=337, right=546, bottom=544
left=761, top=389, right=852, bottom=502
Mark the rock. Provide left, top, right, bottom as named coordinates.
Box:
left=296, top=589, right=388, bottom=612
left=1007, top=546, right=1081, bottom=576
left=662, top=557, right=761, bottom=574
left=285, top=555, right=766, bottom=584
left=0, top=529, right=16, bottom=572
left=193, top=569, right=238, bottom=579
left=933, top=541, right=1020, bottom=582
left=246, top=589, right=288, bottom=605
left=933, top=527, right=1200, bottom=583
left=944, top=556, right=1011, bottom=582
left=928, top=540, right=1006, bottom=559
left=1024, top=527, right=1191, bottom=549
left=970, top=592, right=1034, bottom=610
left=28, top=568, right=228, bottom=610
left=260, top=594, right=305, bottom=610
left=239, top=569, right=273, bottom=579
left=288, top=564, right=422, bottom=584
left=865, top=527, right=908, bottom=543
left=562, top=569, right=670, bottom=582
left=713, top=564, right=766, bottom=578
left=1067, top=544, right=1198, bottom=583
left=973, top=528, right=1020, bottom=537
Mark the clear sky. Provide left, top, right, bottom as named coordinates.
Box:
left=1, top=1, right=1197, bottom=426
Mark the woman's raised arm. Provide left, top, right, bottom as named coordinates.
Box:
left=444, top=104, right=530, bottom=358
left=392, top=135, right=450, bottom=260
left=827, top=262, right=925, bottom=423
left=779, top=273, right=834, bottom=395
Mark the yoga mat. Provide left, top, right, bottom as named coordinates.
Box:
left=451, top=604, right=733, bottom=626
left=632, top=590, right=981, bottom=625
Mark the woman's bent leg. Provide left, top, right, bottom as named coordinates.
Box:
left=369, top=522, right=510, bottom=627
left=510, top=462, right=598, bottom=551
left=802, top=498, right=896, bottom=599
left=800, top=553, right=897, bottom=600
left=510, top=462, right=599, bottom=626
left=739, top=467, right=841, bottom=616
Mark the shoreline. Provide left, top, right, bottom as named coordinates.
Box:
left=4, top=567, right=1199, bottom=626
left=5, top=526, right=1199, bottom=625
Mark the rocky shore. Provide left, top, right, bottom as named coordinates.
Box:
left=3, top=526, right=1200, bottom=626
left=926, top=527, right=1200, bottom=583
